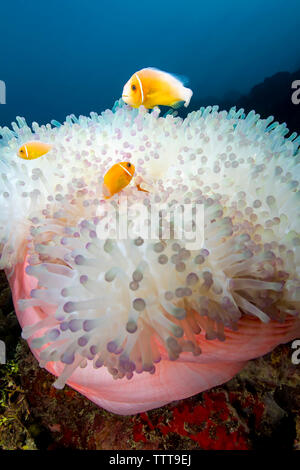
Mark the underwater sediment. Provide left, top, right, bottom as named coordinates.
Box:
left=0, top=102, right=299, bottom=414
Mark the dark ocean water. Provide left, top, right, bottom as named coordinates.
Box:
left=1, top=0, right=300, bottom=128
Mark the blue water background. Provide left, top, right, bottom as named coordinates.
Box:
left=1, top=0, right=300, bottom=127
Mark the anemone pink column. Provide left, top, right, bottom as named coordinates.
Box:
left=7, top=253, right=300, bottom=415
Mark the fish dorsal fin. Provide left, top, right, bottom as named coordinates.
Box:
left=143, top=67, right=190, bottom=86
left=171, top=73, right=189, bottom=86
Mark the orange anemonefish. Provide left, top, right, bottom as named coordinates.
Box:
left=122, top=67, right=193, bottom=110
left=102, top=161, right=148, bottom=199
left=17, top=141, right=52, bottom=160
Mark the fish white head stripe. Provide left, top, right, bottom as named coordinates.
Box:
left=24, top=145, right=29, bottom=159
left=118, top=163, right=132, bottom=177
left=135, top=73, right=144, bottom=104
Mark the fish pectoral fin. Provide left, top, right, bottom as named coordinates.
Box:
left=171, top=100, right=185, bottom=109
left=144, top=91, right=163, bottom=106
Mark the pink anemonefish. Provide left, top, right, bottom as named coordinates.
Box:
left=102, top=162, right=149, bottom=199
left=17, top=141, right=52, bottom=160
left=122, top=67, right=193, bottom=109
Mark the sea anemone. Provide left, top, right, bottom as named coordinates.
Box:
left=0, top=102, right=299, bottom=414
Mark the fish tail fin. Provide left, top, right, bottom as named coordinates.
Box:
left=183, top=87, right=193, bottom=107
left=102, top=183, right=111, bottom=199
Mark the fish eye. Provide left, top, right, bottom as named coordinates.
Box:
left=131, top=85, right=136, bottom=91
left=127, top=163, right=131, bottom=168
left=20, top=149, right=24, bottom=153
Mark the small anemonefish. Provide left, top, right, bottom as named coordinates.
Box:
left=122, top=67, right=193, bottom=109
left=103, top=161, right=135, bottom=199
left=102, top=162, right=149, bottom=199
left=17, top=141, right=52, bottom=160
